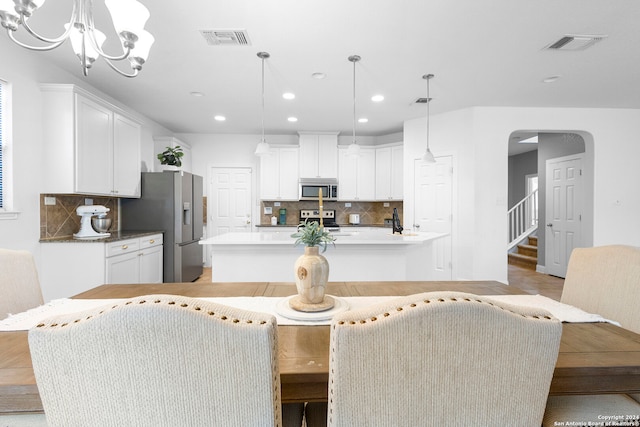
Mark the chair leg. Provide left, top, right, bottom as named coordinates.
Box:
left=304, top=402, right=327, bottom=427
left=282, top=402, right=305, bottom=427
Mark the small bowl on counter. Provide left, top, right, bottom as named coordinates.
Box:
left=92, top=217, right=112, bottom=233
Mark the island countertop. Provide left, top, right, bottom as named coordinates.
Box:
left=200, top=230, right=447, bottom=246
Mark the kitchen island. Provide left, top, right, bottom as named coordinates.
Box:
left=200, top=229, right=448, bottom=282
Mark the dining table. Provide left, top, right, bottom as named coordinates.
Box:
left=1, top=280, right=640, bottom=414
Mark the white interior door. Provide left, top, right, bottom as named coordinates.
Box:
left=209, top=167, right=252, bottom=235
left=414, top=156, right=453, bottom=280
left=545, top=155, right=583, bottom=278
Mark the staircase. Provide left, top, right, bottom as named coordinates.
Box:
left=508, top=236, right=538, bottom=270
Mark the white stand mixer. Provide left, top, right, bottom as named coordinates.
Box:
left=73, top=205, right=111, bottom=239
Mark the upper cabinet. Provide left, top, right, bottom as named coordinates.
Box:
left=259, top=146, right=299, bottom=200
left=375, top=144, right=404, bottom=200
left=153, top=136, right=192, bottom=173
left=298, top=132, right=338, bottom=179
left=338, top=146, right=376, bottom=201
left=41, top=84, right=141, bottom=197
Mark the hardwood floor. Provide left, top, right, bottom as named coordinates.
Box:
left=198, top=265, right=564, bottom=301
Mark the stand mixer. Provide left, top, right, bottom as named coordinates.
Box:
left=73, top=205, right=111, bottom=239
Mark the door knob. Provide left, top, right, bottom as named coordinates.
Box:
left=546, top=223, right=553, bottom=227
left=413, top=224, right=421, bottom=229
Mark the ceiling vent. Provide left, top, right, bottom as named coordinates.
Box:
left=545, top=34, right=607, bottom=51
left=200, top=29, right=251, bottom=46
left=414, top=97, right=432, bottom=104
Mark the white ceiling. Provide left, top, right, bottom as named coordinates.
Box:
left=9, top=0, right=640, bottom=140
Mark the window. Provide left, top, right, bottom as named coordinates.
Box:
left=0, top=78, right=16, bottom=219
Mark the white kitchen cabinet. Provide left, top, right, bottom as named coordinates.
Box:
left=259, top=146, right=299, bottom=200
left=298, top=132, right=339, bottom=179
left=41, top=84, right=141, bottom=197
left=106, top=234, right=164, bottom=284
left=338, top=147, right=376, bottom=201
left=375, top=144, right=404, bottom=200
left=40, top=233, right=163, bottom=301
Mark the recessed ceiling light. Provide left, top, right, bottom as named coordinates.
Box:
left=371, top=95, right=384, bottom=102
left=190, top=91, right=205, bottom=97
left=283, top=92, right=295, bottom=100
left=542, top=76, right=561, bottom=83
left=312, top=72, right=326, bottom=79
left=358, top=118, right=368, bottom=123
left=214, top=115, right=226, bottom=121
left=287, top=117, right=298, bottom=122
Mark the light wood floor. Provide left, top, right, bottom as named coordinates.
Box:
left=197, top=265, right=564, bottom=301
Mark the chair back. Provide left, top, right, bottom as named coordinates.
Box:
left=29, top=295, right=282, bottom=427
left=327, top=291, right=562, bottom=427
left=561, top=245, right=640, bottom=334
left=0, top=248, right=44, bottom=319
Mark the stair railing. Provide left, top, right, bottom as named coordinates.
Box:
left=508, top=189, right=538, bottom=250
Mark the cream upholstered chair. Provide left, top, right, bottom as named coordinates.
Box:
left=324, top=291, right=562, bottom=427
left=543, top=245, right=640, bottom=424
left=0, top=248, right=44, bottom=320
left=29, top=294, right=284, bottom=427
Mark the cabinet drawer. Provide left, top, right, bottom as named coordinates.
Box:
left=106, top=238, right=139, bottom=257
left=139, top=234, right=163, bottom=249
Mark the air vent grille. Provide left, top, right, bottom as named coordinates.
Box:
left=545, top=34, right=607, bottom=51
left=200, top=29, right=251, bottom=46
left=414, top=97, right=432, bottom=104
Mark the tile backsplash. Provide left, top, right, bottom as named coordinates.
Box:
left=259, top=200, right=403, bottom=226
left=40, top=194, right=119, bottom=239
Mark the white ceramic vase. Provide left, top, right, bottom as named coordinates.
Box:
left=294, top=246, right=329, bottom=304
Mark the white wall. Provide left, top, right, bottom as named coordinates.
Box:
left=404, top=106, right=640, bottom=282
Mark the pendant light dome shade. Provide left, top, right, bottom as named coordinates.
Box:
left=422, top=73, right=437, bottom=164
left=346, top=55, right=361, bottom=156
left=254, top=51, right=271, bottom=156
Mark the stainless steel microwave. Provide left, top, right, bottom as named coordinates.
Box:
left=299, top=178, right=338, bottom=201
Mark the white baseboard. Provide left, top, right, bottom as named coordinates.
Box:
left=536, top=264, right=546, bottom=274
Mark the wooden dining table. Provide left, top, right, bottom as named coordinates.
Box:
left=1, top=280, right=640, bottom=413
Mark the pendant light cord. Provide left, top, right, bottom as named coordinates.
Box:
left=261, top=55, right=265, bottom=143
left=352, top=58, right=356, bottom=144
left=426, top=75, right=430, bottom=151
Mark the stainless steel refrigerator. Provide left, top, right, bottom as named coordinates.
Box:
left=121, top=171, right=203, bottom=282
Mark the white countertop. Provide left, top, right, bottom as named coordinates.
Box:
left=200, top=230, right=447, bottom=246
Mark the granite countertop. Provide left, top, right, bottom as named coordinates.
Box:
left=39, top=230, right=163, bottom=243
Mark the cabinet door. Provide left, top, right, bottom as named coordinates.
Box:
left=106, top=252, right=139, bottom=284
left=139, top=245, right=163, bottom=283
left=259, top=151, right=280, bottom=199
left=76, top=95, right=113, bottom=195
left=113, top=114, right=141, bottom=197
left=278, top=147, right=300, bottom=200
left=390, top=145, right=403, bottom=200
left=375, top=147, right=392, bottom=200
left=298, top=134, right=319, bottom=178
left=338, top=148, right=357, bottom=200
left=317, top=134, right=338, bottom=178
left=357, top=149, right=376, bottom=200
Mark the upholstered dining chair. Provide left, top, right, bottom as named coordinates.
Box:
left=320, top=291, right=562, bottom=427
left=29, top=294, right=287, bottom=427
left=0, top=248, right=44, bottom=320
left=543, top=245, right=640, bottom=425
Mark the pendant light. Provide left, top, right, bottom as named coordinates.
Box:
left=422, top=73, right=436, bottom=163
left=254, top=51, right=271, bottom=156
left=346, top=55, right=361, bottom=156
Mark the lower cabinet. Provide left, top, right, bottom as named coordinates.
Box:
left=40, top=233, right=164, bottom=301
left=105, top=234, right=163, bottom=284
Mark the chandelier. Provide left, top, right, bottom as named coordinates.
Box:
left=0, top=0, right=154, bottom=78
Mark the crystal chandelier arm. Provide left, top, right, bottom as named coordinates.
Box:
left=18, top=2, right=76, bottom=45
left=7, top=27, right=66, bottom=50
left=102, top=57, right=139, bottom=78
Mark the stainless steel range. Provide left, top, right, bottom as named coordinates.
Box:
left=299, top=209, right=340, bottom=231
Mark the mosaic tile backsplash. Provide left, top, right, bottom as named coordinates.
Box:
left=40, top=194, right=119, bottom=239
left=259, top=200, right=403, bottom=226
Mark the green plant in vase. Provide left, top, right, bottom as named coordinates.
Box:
left=157, top=146, right=184, bottom=167
left=291, top=219, right=336, bottom=253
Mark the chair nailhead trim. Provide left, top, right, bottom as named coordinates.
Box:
left=331, top=296, right=558, bottom=327
left=34, top=297, right=273, bottom=328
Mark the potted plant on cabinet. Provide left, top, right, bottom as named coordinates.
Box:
left=157, top=146, right=184, bottom=168
left=290, top=220, right=336, bottom=311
